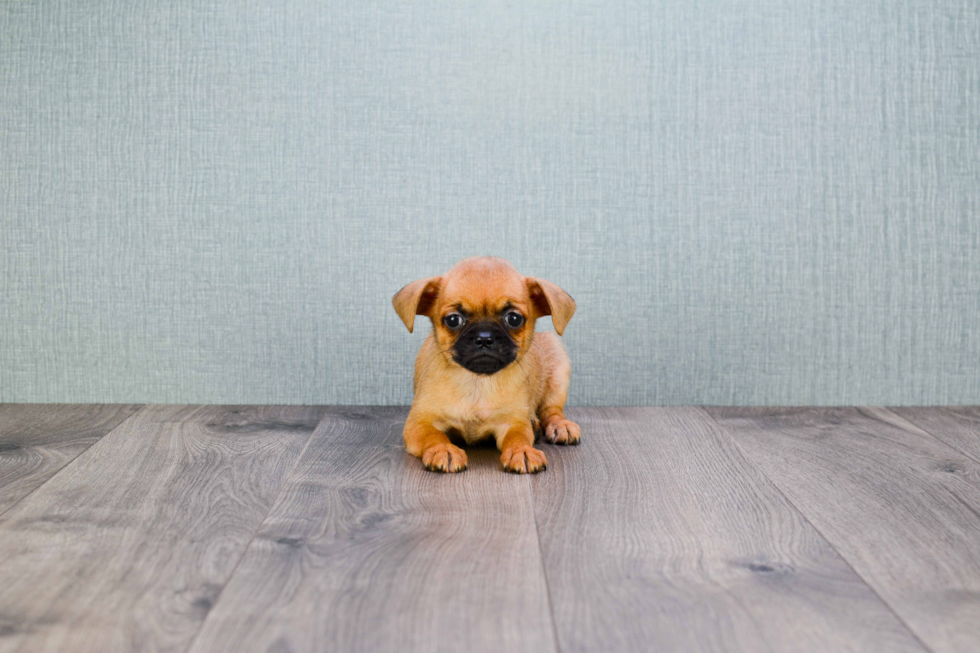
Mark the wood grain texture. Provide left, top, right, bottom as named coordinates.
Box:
left=888, top=407, right=980, bottom=463
left=0, top=404, right=141, bottom=515
left=707, top=406, right=980, bottom=653
left=188, top=406, right=556, bottom=653
left=0, top=404, right=326, bottom=653
left=529, top=407, right=926, bottom=653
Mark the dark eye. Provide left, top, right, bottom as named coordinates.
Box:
left=443, top=313, right=465, bottom=330
left=505, top=312, right=524, bottom=328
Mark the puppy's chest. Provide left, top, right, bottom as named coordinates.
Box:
left=439, top=382, right=528, bottom=443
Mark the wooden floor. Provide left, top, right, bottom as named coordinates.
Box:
left=1, top=406, right=979, bottom=652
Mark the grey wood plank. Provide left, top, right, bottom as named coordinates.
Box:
left=188, top=406, right=556, bottom=653
left=888, top=407, right=980, bottom=464
left=0, top=404, right=142, bottom=515
left=707, top=406, right=980, bottom=653
left=529, top=406, right=926, bottom=653
left=0, top=404, right=326, bottom=653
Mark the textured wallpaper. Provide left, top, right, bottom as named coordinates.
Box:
left=1, top=0, right=978, bottom=405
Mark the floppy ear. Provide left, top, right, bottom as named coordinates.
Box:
left=526, top=277, right=576, bottom=336
left=392, top=276, right=442, bottom=333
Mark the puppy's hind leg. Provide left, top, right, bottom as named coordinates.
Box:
left=404, top=411, right=468, bottom=473
left=537, top=349, right=581, bottom=446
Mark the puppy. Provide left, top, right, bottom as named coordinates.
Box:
left=392, top=256, right=580, bottom=474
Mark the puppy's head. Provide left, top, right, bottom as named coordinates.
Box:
left=392, top=256, right=575, bottom=375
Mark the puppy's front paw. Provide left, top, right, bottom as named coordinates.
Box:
left=422, top=443, right=468, bottom=473
left=501, top=445, right=547, bottom=474
left=543, top=418, right=581, bottom=445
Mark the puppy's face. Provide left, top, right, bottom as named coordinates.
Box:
left=393, top=257, right=575, bottom=376
left=436, top=274, right=530, bottom=375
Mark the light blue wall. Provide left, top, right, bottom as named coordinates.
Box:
left=2, top=1, right=978, bottom=405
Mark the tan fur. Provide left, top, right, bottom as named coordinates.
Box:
left=393, top=256, right=580, bottom=473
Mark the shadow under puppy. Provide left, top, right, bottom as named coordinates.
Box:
left=392, top=256, right=580, bottom=474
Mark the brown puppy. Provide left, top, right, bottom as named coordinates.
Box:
left=392, top=256, right=580, bottom=474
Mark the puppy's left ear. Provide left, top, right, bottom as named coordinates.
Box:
left=392, top=276, right=442, bottom=333
left=526, top=277, right=576, bottom=336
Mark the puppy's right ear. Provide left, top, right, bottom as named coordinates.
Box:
left=392, top=276, right=442, bottom=333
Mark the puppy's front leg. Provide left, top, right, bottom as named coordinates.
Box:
left=404, top=412, right=468, bottom=473
left=498, top=422, right=547, bottom=474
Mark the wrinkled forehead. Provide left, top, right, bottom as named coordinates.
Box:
left=439, top=269, right=528, bottom=315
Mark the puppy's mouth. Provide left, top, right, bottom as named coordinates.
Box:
left=455, top=353, right=515, bottom=375
left=450, top=319, right=519, bottom=375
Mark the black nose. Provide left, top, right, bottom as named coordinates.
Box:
left=473, top=331, right=495, bottom=348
